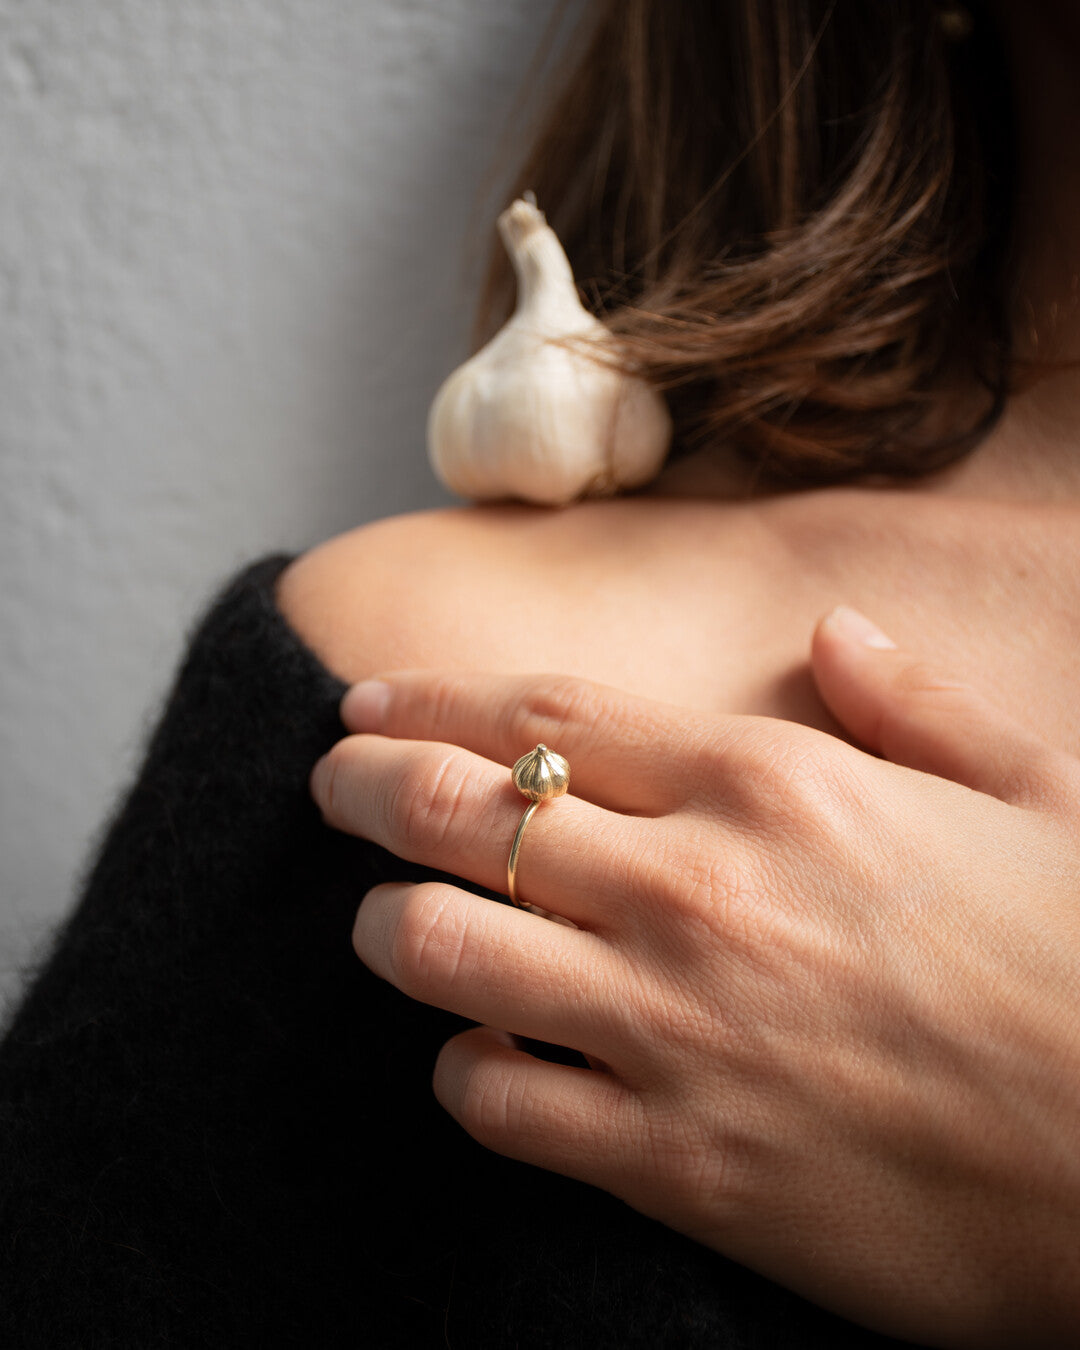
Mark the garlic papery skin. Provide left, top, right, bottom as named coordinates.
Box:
left=427, top=196, right=673, bottom=506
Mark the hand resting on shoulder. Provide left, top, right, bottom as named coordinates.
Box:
left=307, top=607, right=1080, bottom=1349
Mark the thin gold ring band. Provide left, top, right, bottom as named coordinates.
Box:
left=507, top=801, right=540, bottom=906
left=506, top=744, right=570, bottom=910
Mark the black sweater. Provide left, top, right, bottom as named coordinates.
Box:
left=0, top=556, right=910, bottom=1348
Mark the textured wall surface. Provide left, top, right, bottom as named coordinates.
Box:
left=0, top=0, right=561, bottom=997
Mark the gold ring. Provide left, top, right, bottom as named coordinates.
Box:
left=507, top=744, right=570, bottom=908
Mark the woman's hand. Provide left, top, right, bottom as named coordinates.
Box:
left=309, top=606, right=1080, bottom=1347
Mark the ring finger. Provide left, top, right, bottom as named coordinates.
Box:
left=310, top=734, right=647, bottom=927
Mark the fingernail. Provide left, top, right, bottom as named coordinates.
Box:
left=827, top=605, right=897, bottom=650
left=341, top=679, right=391, bottom=730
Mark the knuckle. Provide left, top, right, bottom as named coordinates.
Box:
left=704, top=863, right=781, bottom=955
left=635, top=972, right=717, bottom=1062
left=456, top=1055, right=522, bottom=1149
left=503, top=674, right=605, bottom=753
left=639, top=822, right=818, bottom=970
left=671, top=1119, right=757, bottom=1223
left=417, top=673, right=469, bottom=738
left=658, top=836, right=737, bottom=924
left=700, top=721, right=854, bottom=830
left=386, top=747, right=474, bottom=854
left=387, top=882, right=467, bottom=997
left=601, top=820, right=722, bottom=939
left=766, top=738, right=855, bottom=819
left=633, top=824, right=761, bottom=947
left=632, top=1101, right=749, bottom=1229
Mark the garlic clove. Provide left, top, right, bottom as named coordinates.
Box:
left=427, top=196, right=672, bottom=506
left=512, top=744, right=570, bottom=801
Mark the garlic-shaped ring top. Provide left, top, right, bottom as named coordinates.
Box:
left=427, top=195, right=673, bottom=506
left=511, top=744, right=570, bottom=802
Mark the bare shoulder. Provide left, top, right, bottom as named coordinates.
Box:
left=274, top=505, right=542, bottom=685
left=272, top=494, right=778, bottom=709
left=274, top=487, right=1080, bottom=739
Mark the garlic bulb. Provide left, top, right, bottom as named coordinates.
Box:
left=427, top=195, right=672, bottom=506
left=512, top=744, right=570, bottom=802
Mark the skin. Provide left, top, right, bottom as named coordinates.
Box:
left=305, top=629, right=1080, bottom=1346
left=277, top=3, right=1080, bottom=1341
left=278, top=474, right=1080, bottom=1350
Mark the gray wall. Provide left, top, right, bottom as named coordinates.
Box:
left=0, top=0, right=561, bottom=994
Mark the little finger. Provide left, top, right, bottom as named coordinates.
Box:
left=434, top=1024, right=646, bottom=1193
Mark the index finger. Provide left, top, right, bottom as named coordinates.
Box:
left=339, top=671, right=712, bottom=815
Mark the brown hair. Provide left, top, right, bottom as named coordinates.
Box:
left=476, top=0, right=1015, bottom=486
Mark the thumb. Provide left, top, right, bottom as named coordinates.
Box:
left=811, top=605, right=1075, bottom=809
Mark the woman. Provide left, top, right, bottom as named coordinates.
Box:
left=2, top=1, right=1078, bottom=1345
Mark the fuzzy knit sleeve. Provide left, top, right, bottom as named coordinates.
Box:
left=0, top=555, right=910, bottom=1350
left=0, top=555, right=359, bottom=1343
